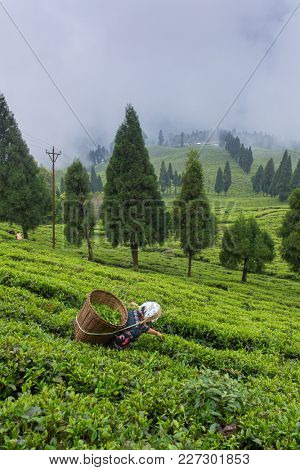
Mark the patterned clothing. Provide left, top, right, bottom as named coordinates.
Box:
left=112, top=309, right=149, bottom=350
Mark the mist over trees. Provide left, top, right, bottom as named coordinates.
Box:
left=224, top=132, right=253, bottom=173
left=88, top=144, right=109, bottom=166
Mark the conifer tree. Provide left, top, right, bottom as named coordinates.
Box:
left=90, top=166, right=98, bottom=193
left=174, top=149, right=215, bottom=277
left=60, top=176, right=65, bottom=194
left=220, top=216, right=275, bottom=283
left=103, top=105, right=165, bottom=270
left=251, top=165, right=264, bottom=193
left=158, top=130, right=164, bottom=146
left=159, top=161, right=168, bottom=193
left=97, top=174, right=103, bottom=192
left=214, top=168, right=224, bottom=194
left=269, top=150, right=291, bottom=199
left=64, top=159, right=95, bottom=261
left=180, top=132, right=184, bottom=147
left=262, top=158, right=275, bottom=195
left=277, top=151, right=292, bottom=201
left=173, top=169, right=179, bottom=195
left=167, top=162, right=174, bottom=193
left=280, top=189, right=300, bottom=273
left=223, top=161, right=232, bottom=195
left=0, top=94, right=50, bottom=238
left=291, top=159, right=300, bottom=190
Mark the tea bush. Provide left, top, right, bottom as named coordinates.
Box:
left=0, top=214, right=299, bottom=449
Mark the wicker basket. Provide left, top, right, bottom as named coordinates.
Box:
left=74, top=290, right=128, bottom=345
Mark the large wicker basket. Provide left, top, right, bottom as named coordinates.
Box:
left=74, top=290, right=128, bottom=345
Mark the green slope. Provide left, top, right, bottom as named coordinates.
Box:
left=0, top=217, right=299, bottom=449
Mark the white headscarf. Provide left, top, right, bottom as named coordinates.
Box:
left=138, top=302, right=161, bottom=322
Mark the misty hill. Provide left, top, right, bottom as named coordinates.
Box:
left=92, top=144, right=300, bottom=198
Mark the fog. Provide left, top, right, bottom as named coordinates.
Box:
left=0, top=0, right=300, bottom=166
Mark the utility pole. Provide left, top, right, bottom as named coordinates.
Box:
left=46, top=147, right=61, bottom=249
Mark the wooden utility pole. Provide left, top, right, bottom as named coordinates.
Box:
left=46, top=147, right=61, bottom=249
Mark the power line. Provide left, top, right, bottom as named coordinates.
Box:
left=0, top=0, right=97, bottom=148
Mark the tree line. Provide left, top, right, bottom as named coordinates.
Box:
left=0, top=95, right=299, bottom=280
left=159, top=161, right=182, bottom=194
left=222, top=131, right=253, bottom=173
left=214, top=161, right=232, bottom=195
left=251, top=151, right=300, bottom=201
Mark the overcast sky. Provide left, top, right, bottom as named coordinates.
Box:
left=0, top=0, right=300, bottom=165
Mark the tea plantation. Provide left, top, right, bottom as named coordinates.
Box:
left=0, top=189, right=299, bottom=450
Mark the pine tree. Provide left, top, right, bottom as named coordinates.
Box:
left=173, top=169, right=179, bottom=195
left=159, top=161, right=168, bottom=193
left=280, top=189, right=300, bottom=273
left=90, top=166, right=98, bottom=193
left=103, top=105, right=165, bottom=270
left=261, top=158, right=275, bottom=195
left=158, top=130, right=164, bottom=146
left=251, top=165, right=264, bottom=193
left=277, top=151, right=292, bottom=201
left=291, top=159, right=300, bottom=190
left=60, top=176, right=65, bottom=194
left=239, top=145, right=253, bottom=173
left=167, top=162, right=174, bottom=182
left=167, top=162, right=174, bottom=193
left=270, top=150, right=291, bottom=199
left=279, top=188, right=300, bottom=273
left=97, top=174, right=103, bottom=192
left=180, top=132, right=184, bottom=148
left=223, top=161, right=232, bottom=195
left=214, top=168, right=224, bottom=194
left=174, top=149, right=215, bottom=277
left=0, top=94, right=50, bottom=238
left=220, top=216, right=275, bottom=283
left=238, top=144, right=246, bottom=170
left=64, top=160, right=95, bottom=261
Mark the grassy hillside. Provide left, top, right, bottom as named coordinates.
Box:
left=93, top=144, right=300, bottom=198
left=2, top=144, right=299, bottom=450
left=0, top=199, right=299, bottom=449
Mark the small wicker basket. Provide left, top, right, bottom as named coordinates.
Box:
left=74, top=289, right=128, bottom=345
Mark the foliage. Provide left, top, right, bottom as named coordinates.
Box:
left=215, top=168, right=224, bottom=194
left=223, top=161, right=232, bottom=195
left=64, top=160, right=95, bottom=261
left=158, top=129, right=164, bottom=146
left=261, top=158, right=275, bottom=195
left=88, top=145, right=109, bottom=166
left=103, top=105, right=165, bottom=270
left=92, top=303, right=121, bottom=324
left=225, top=132, right=253, bottom=174
left=291, top=159, right=300, bottom=190
left=159, top=161, right=168, bottom=193
left=220, top=216, right=275, bottom=282
left=0, top=221, right=299, bottom=449
left=0, top=94, right=51, bottom=238
left=174, top=149, right=215, bottom=276
left=270, top=150, right=293, bottom=201
left=251, top=165, right=264, bottom=193
left=280, top=188, right=300, bottom=273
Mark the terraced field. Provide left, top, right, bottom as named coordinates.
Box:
left=0, top=198, right=299, bottom=449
